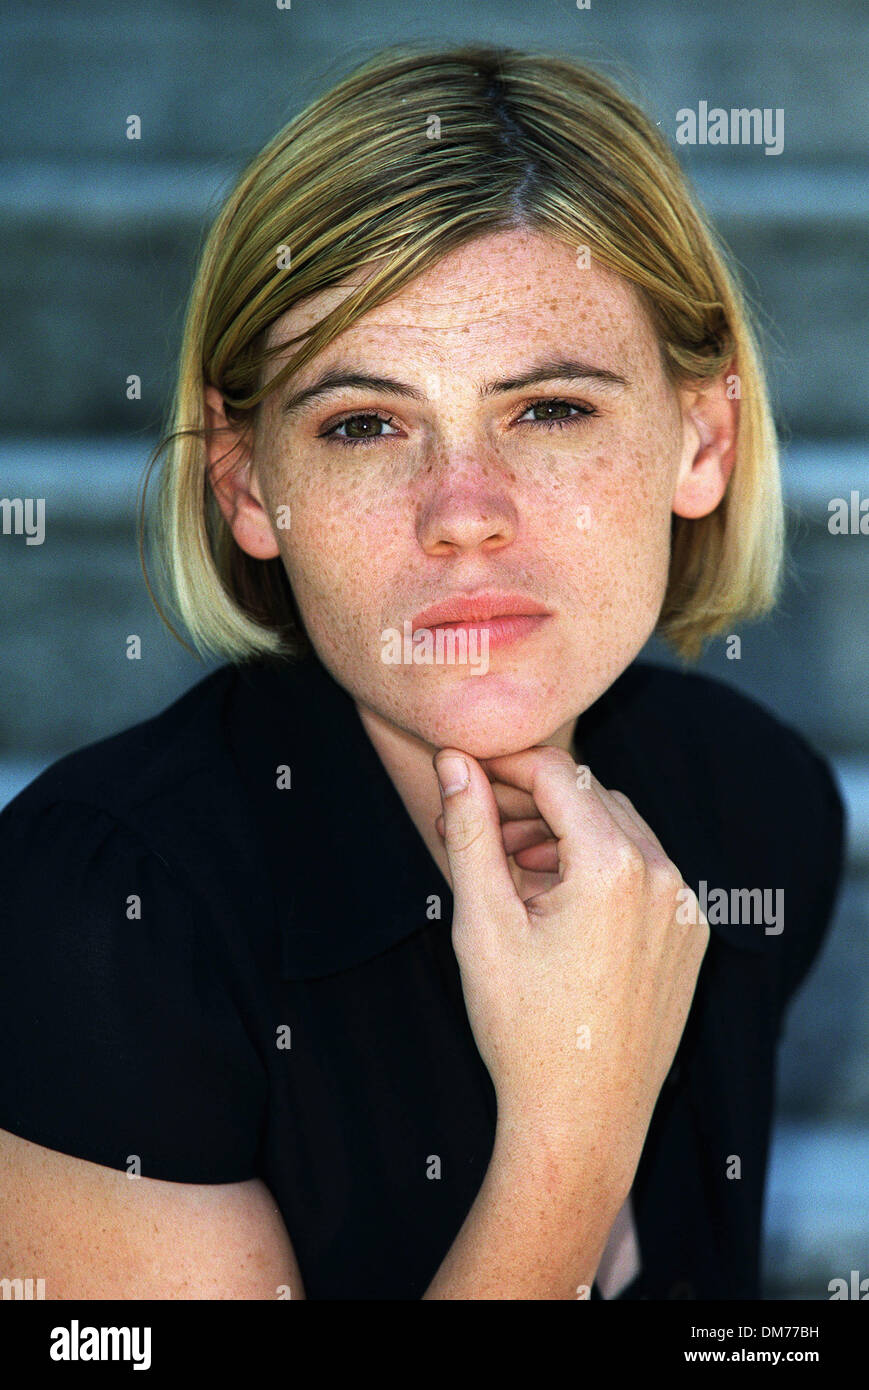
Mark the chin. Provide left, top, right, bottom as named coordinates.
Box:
left=398, top=670, right=572, bottom=758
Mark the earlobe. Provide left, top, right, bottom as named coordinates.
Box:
left=203, top=386, right=280, bottom=561
left=671, top=376, right=738, bottom=521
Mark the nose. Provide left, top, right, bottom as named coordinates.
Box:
left=415, top=456, right=520, bottom=556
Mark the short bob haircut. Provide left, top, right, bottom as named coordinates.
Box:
left=142, top=42, right=784, bottom=665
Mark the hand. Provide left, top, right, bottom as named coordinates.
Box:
left=435, top=768, right=560, bottom=900
left=433, top=744, right=709, bottom=1198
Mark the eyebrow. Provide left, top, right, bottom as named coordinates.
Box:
left=280, top=355, right=630, bottom=418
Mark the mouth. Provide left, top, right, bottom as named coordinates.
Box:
left=410, top=591, right=551, bottom=651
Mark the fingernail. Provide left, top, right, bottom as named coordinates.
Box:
left=436, top=755, right=469, bottom=797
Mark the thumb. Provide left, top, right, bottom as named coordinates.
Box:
left=434, top=750, right=519, bottom=924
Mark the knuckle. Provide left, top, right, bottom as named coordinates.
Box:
left=609, top=837, right=645, bottom=879
left=650, top=858, right=685, bottom=899
left=609, top=788, right=634, bottom=810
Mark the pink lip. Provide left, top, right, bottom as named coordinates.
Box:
left=431, top=613, right=549, bottom=650
left=410, top=591, right=551, bottom=644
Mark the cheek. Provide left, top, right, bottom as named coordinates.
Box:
left=544, top=441, right=676, bottom=628
left=267, top=459, right=397, bottom=631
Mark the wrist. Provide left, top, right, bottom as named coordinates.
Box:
left=491, top=1109, right=629, bottom=1213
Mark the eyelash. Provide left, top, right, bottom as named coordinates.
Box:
left=318, top=398, right=598, bottom=448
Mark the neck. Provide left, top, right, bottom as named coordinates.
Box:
left=354, top=701, right=581, bottom=887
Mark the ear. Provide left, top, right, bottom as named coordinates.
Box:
left=203, top=385, right=280, bottom=560
left=671, top=366, right=739, bottom=520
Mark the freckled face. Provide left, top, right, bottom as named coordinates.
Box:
left=249, top=229, right=687, bottom=758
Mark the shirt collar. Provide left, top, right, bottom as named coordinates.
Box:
left=226, top=652, right=454, bottom=978
left=224, top=652, right=759, bottom=979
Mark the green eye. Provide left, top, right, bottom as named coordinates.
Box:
left=321, top=413, right=400, bottom=446
left=518, top=399, right=597, bottom=427
left=319, top=398, right=597, bottom=448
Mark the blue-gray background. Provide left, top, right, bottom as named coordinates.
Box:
left=1, top=0, right=866, bottom=1299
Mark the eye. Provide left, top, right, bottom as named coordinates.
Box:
left=317, top=398, right=598, bottom=448
left=320, top=412, right=400, bottom=447
left=516, top=398, right=598, bottom=428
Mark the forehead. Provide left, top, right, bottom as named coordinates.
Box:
left=264, top=228, right=661, bottom=371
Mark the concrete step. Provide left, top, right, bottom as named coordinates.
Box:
left=4, top=159, right=867, bottom=227
left=1, top=434, right=867, bottom=752
left=2, top=0, right=867, bottom=161
left=4, top=435, right=865, bottom=518
left=2, top=157, right=868, bottom=435
left=762, top=1120, right=869, bottom=1298
left=775, top=872, right=869, bottom=1117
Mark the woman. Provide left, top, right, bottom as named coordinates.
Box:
left=0, top=43, right=845, bottom=1300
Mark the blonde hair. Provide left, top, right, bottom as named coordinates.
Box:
left=141, top=41, right=784, bottom=664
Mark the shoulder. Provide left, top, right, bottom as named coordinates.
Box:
left=0, top=666, right=267, bottom=1181
left=2, top=665, right=237, bottom=830
left=614, top=658, right=825, bottom=753
left=616, top=661, right=847, bottom=1006
left=0, top=663, right=266, bottom=920
left=616, top=660, right=844, bottom=821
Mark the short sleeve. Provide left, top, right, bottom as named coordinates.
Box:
left=0, top=795, right=266, bottom=1183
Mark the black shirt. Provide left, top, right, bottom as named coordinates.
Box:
left=0, top=653, right=846, bottom=1299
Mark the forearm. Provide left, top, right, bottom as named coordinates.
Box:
left=422, top=1122, right=626, bottom=1300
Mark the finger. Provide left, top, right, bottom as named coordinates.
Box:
left=600, top=787, right=669, bottom=860
left=480, top=748, right=624, bottom=878
left=437, top=810, right=552, bottom=851
left=488, top=780, right=545, bottom=824
left=435, top=808, right=559, bottom=873
left=513, top=839, right=559, bottom=873
left=433, top=749, right=523, bottom=927
left=500, top=817, right=555, bottom=856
